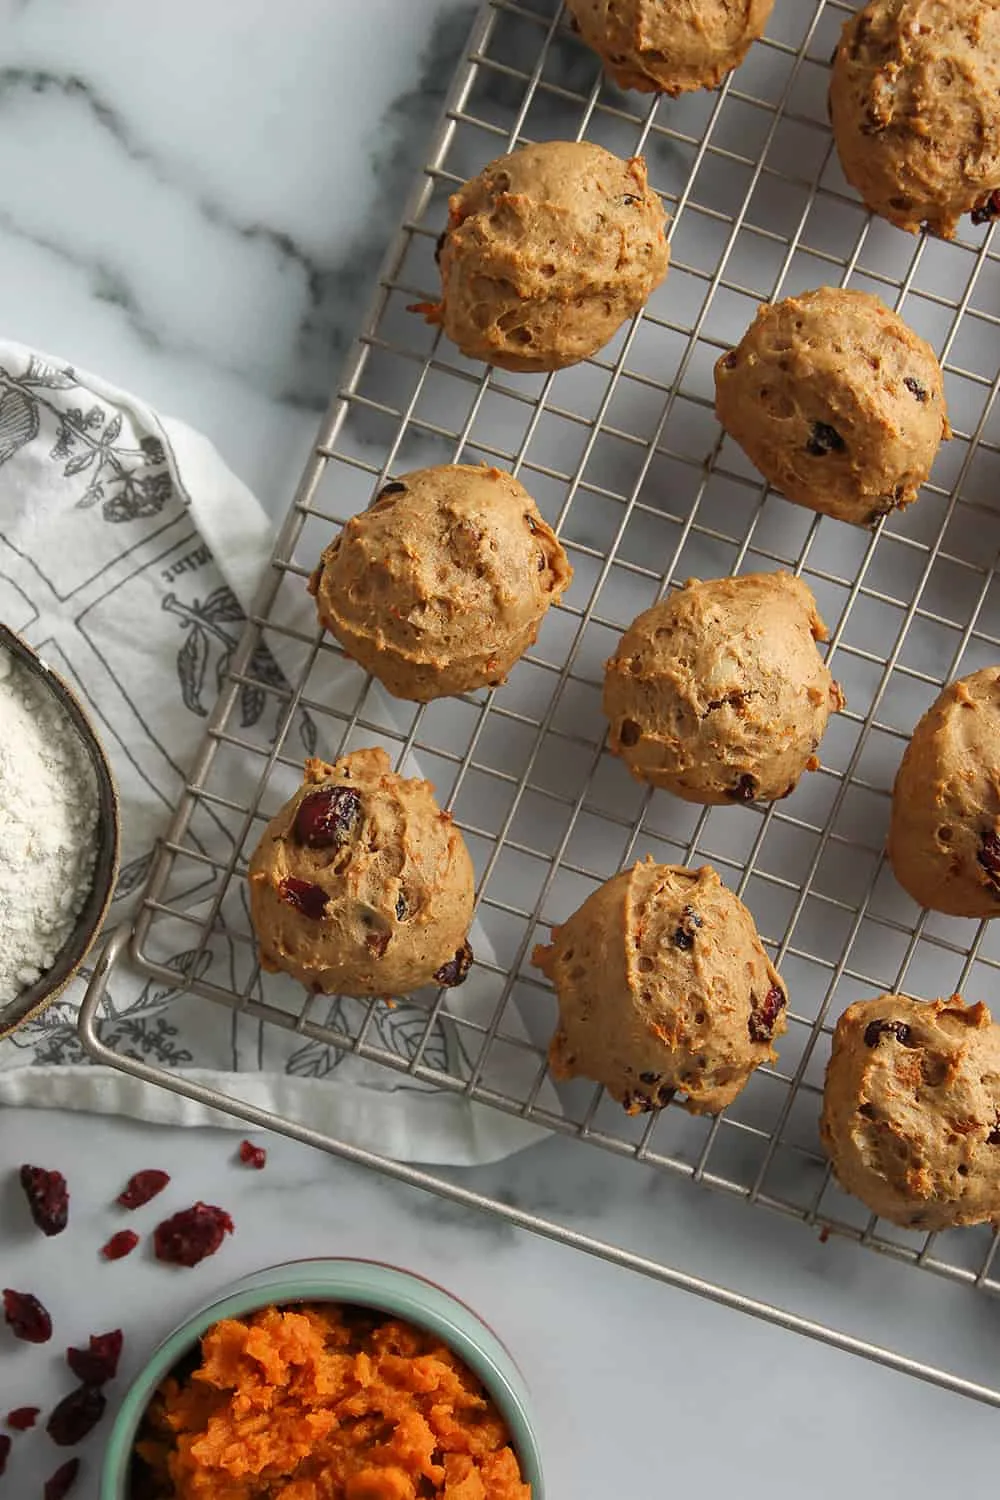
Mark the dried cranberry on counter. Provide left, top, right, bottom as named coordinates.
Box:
left=46, top=1385, right=106, bottom=1446
left=6, top=1406, right=39, bottom=1430
left=117, top=1169, right=170, bottom=1210
left=44, top=1459, right=81, bottom=1500
left=0, top=1434, right=9, bottom=1476
left=238, top=1140, right=267, bottom=1170
left=2, top=1288, right=52, bottom=1343
left=19, top=1164, right=69, bottom=1236
left=66, top=1330, right=123, bottom=1387
left=100, top=1230, right=140, bottom=1262
left=153, top=1203, right=234, bottom=1268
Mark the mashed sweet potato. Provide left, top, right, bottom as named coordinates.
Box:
left=135, top=1303, right=531, bottom=1499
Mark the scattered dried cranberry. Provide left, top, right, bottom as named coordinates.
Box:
left=903, top=375, right=928, bottom=402
left=978, top=832, right=1000, bottom=886
left=726, top=773, right=758, bottom=803
left=66, top=1330, right=123, bottom=1387
left=3, top=1288, right=52, bottom=1343
left=864, top=1018, right=913, bottom=1048
left=0, top=1435, right=9, bottom=1477
left=806, top=421, right=846, bottom=457
left=19, top=1164, right=69, bottom=1236
left=238, top=1140, right=267, bottom=1170
left=434, top=940, right=474, bottom=988
left=44, top=1459, right=81, bottom=1500
left=972, top=190, right=1000, bottom=226
left=6, top=1406, right=39, bottom=1430
left=153, top=1203, right=234, bottom=1268
left=278, top=876, right=329, bottom=919
left=749, top=985, right=786, bottom=1044
left=293, top=787, right=361, bottom=849
left=46, top=1385, right=106, bottom=1447
left=101, top=1229, right=139, bottom=1262
left=117, top=1169, right=170, bottom=1210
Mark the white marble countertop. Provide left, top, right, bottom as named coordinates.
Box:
left=3, top=1, right=1000, bottom=1496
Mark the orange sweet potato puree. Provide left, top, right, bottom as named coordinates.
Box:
left=136, top=1303, right=531, bottom=1499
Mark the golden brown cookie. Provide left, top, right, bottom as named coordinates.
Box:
left=247, top=749, right=474, bottom=997
left=309, top=465, right=571, bottom=702
left=533, top=859, right=787, bottom=1115
left=888, top=667, right=1000, bottom=918
left=566, top=0, right=775, bottom=95
left=424, top=141, right=669, bottom=372
left=715, top=287, right=949, bottom=526
left=821, top=994, right=1000, bottom=1230
left=830, top=0, right=1000, bottom=239
left=602, top=572, right=844, bottom=804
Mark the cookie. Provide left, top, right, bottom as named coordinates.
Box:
left=888, top=667, right=1000, bottom=919
left=309, top=465, right=572, bottom=702
left=830, top=0, right=1000, bottom=239
left=247, top=749, right=474, bottom=997
left=532, top=859, right=786, bottom=1115
left=566, top=0, right=775, bottom=96
left=821, top=993, right=1000, bottom=1230
left=424, top=141, right=669, bottom=372
left=715, top=287, right=949, bottom=526
left=602, top=572, right=844, bottom=804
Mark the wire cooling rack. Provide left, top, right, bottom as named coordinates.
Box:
left=80, top=0, right=1000, bottom=1405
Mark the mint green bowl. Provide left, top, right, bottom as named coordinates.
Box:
left=100, top=1257, right=544, bottom=1498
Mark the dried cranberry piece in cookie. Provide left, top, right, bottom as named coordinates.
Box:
left=153, top=1203, right=234, bottom=1268
left=863, top=1018, right=913, bottom=1048
left=806, top=422, right=846, bottom=457
left=278, top=877, right=329, bottom=919
left=434, top=940, right=474, bottom=988
left=117, top=1168, right=170, bottom=1210
left=46, top=1385, right=106, bottom=1446
left=978, top=832, right=1000, bottom=887
left=19, top=1165, right=69, bottom=1236
left=749, top=985, right=786, bottom=1044
left=3, top=1289, right=52, bottom=1343
left=293, top=787, right=361, bottom=849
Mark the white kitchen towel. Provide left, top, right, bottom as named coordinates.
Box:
left=0, top=342, right=553, bottom=1164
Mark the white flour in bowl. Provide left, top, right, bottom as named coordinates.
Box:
left=0, top=645, right=100, bottom=1003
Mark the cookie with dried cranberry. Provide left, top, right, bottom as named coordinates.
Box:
left=247, top=749, right=474, bottom=997
left=714, top=287, right=949, bottom=526
left=425, top=140, right=669, bottom=371
left=830, top=0, right=1000, bottom=239
left=602, top=571, right=844, bottom=804
left=821, top=993, right=1000, bottom=1230
left=309, top=465, right=571, bottom=702
left=532, top=859, right=786, bottom=1116
left=566, top=0, right=774, bottom=96
left=888, top=667, right=1000, bottom=918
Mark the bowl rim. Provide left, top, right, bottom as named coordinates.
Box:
left=100, top=1256, right=544, bottom=1498
left=0, top=624, right=121, bottom=1039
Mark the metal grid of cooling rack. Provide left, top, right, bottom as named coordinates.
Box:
left=79, top=0, right=1000, bottom=1402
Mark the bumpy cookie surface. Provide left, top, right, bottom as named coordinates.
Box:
left=428, top=141, right=669, bottom=372
left=715, top=287, right=948, bottom=526
left=248, top=749, right=474, bottom=997
left=309, top=465, right=571, bottom=702
left=888, top=667, right=1000, bottom=918
left=533, top=859, right=787, bottom=1115
left=830, top=0, right=1000, bottom=239
left=603, top=572, right=844, bottom=804
left=821, top=994, right=1000, bottom=1230
left=566, top=0, right=774, bottom=95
